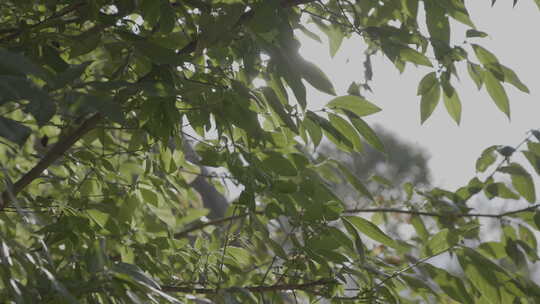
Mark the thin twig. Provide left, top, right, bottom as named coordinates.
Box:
left=344, top=205, right=540, bottom=218
left=161, top=278, right=335, bottom=294
left=171, top=204, right=540, bottom=239
left=173, top=213, right=253, bottom=239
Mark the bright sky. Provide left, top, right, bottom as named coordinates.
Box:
left=298, top=1, right=540, bottom=190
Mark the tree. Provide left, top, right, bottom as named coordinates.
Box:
left=0, top=0, right=539, bottom=303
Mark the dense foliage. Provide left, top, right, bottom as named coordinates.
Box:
left=1, top=0, right=540, bottom=303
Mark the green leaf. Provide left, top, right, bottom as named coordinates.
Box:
left=0, top=76, right=56, bottom=125
left=401, top=0, right=419, bottom=17
left=328, top=113, right=363, bottom=152
left=439, top=0, right=475, bottom=28
left=0, top=48, right=50, bottom=80
left=370, top=175, right=393, bottom=187
left=484, top=71, right=510, bottom=118
left=423, top=264, right=474, bottom=304
left=298, top=24, right=322, bottom=43
left=344, top=111, right=385, bottom=153
left=336, top=162, right=374, bottom=201
left=425, top=0, right=450, bottom=44
left=302, top=117, right=323, bottom=148
left=472, top=44, right=499, bottom=66
left=52, top=61, right=92, bottom=89
left=467, top=62, right=484, bottom=90
left=399, top=47, right=432, bottom=67
left=411, top=216, right=429, bottom=240
left=306, top=111, right=353, bottom=151
left=476, top=145, right=498, bottom=173
left=159, top=1, right=176, bottom=34
left=499, top=163, right=536, bottom=203
left=420, top=79, right=441, bottom=124
left=261, top=153, right=297, bottom=177
left=294, top=58, right=336, bottom=96
left=69, top=30, right=102, bottom=58
left=134, top=41, right=184, bottom=65
left=417, top=72, right=438, bottom=95
left=313, top=18, right=344, bottom=57
left=226, top=246, right=252, bottom=267
left=523, top=151, right=540, bottom=175
left=484, top=182, right=520, bottom=200
left=141, top=0, right=161, bottom=27
left=500, top=64, right=529, bottom=93
left=275, top=59, right=307, bottom=109
left=262, top=87, right=298, bottom=133
left=326, top=95, right=382, bottom=117
left=113, top=263, right=182, bottom=303
left=78, top=94, right=125, bottom=123
left=425, top=229, right=459, bottom=255
left=458, top=248, right=510, bottom=304
left=442, top=84, right=462, bottom=125
left=466, top=29, right=488, bottom=38
left=344, top=216, right=399, bottom=249
left=0, top=117, right=31, bottom=145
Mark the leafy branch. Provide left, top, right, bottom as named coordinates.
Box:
left=334, top=247, right=455, bottom=301
left=0, top=113, right=102, bottom=210
left=161, top=278, right=336, bottom=294
left=173, top=204, right=540, bottom=238
left=345, top=204, right=540, bottom=218
left=0, top=2, right=86, bottom=43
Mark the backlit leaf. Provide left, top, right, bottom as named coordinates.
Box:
left=420, top=79, right=441, bottom=124
left=484, top=71, right=510, bottom=118
left=499, top=163, right=536, bottom=203
left=326, top=95, right=382, bottom=117
left=344, top=216, right=399, bottom=249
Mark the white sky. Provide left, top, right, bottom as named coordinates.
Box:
left=298, top=0, right=540, bottom=190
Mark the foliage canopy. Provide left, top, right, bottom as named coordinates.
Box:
left=1, top=0, right=540, bottom=303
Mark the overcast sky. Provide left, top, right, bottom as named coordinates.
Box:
left=297, top=0, right=540, bottom=190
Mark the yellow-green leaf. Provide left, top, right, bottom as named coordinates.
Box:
left=442, top=86, right=462, bottom=125
left=327, top=95, right=382, bottom=117
left=420, top=80, right=441, bottom=124
left=344, top=216, right=399, bottom=249
left=499, top=163, right=536, bottom=203
left=484, top=71, right=510, bottom=118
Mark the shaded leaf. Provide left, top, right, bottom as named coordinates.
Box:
left=0, top=117, right=32, bottom=145
left=293, top=58, right=336, bottom=95
left=328, top=113, right=363, bottom=152
left=344, top=111, right=385, bottom=153
left=336, top=162, right=374, bottom=201
left=262, top=87, right=298, bottom=132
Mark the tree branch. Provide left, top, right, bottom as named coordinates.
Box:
left=173, top=204, right=540, bottom=238
left=344, top=204, right=540, bottom=218
left=161, top=278, right=335, bottom=294
left=0, top=113, right=102, bottom=210
left=0, top=2, right=86, bottom=43
left=174, top=212, right=257, bottom=239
